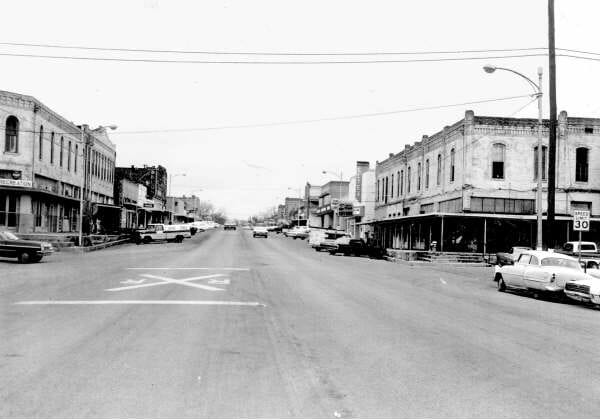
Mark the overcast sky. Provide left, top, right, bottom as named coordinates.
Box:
left=1, top=0, right=599, bottom=219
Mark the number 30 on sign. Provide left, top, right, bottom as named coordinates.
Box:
left=573, top=210, right=590, bottom=231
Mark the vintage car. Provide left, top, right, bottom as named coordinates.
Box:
left=564, top=276, right=600, bottom=305
left=134, top=223, right=189, bottom=244
left=494, top=250, right=592, bottom=295
left=329, top=237, right=386, bottom=259
left=0, top=230, right=54, bottom=263
left=285, top=226, right=309, bottom=240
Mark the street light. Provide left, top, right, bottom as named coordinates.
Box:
left=484, top=65, right=544, bottom=250
left=78, top=124, right=117, bottom=247
left=322, top=170, right=344, bottom=231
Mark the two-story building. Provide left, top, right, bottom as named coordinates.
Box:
left=347, top=161, right=375, bottom=240
left=315, top=181, right=350, bottom=230
left=0, top=90, right=117, bottom=235
left=373, top=110, right=600, bottom=253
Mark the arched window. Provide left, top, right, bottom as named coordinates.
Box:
left=407, top=166, right=412, bottom=193
left=437, top=154, right=442, bottom=185
left=397, top=171, right=400, bottom=196
left=68, top=141, right=72, bottom=171
left=384, top=176, right=389, bottom=203
left=376, top=179, right=380, bottom=202
left=50, top=132, right=55, bottom=164
left=534, top=145, right=547, bottom=180
left=576, top=147, right=589, bottom=182
left=75, top=144, right=78, bottom=173
left=425, top=159, right=430, bottom=189
left=417, top=162, right=422, bottom=191
left=400, top=169, right=404, bottom=195
left=450, top=148, right=456, bottom=182
left=391, top=174, right=394, bottom=199
left=39, top=125, right=44, bottom=160
left=492, top=143, right=505, bottom=179
left=59, top=137, right=64, bottom=167
left=5, top=116, right=19, bottom=153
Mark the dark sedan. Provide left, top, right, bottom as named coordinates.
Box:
left=0, top=231, right=54, bottom=263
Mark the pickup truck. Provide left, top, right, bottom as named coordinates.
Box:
left=496, top=246, right=533, bottom=266
left=329, top=238, right=385, bottom=259
left=134, top=223, right=189, bottom=244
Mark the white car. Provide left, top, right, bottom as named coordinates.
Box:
left=252, top=226, right=268, bottom=238
left=494, top=250, right=592, bottom=294
left=564, top=276, right=600, bottom=305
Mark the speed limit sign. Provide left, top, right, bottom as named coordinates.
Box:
left=573, top=210, right=590, bottom=232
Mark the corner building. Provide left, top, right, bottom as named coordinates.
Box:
left=374, top=110, right=600, bottom=253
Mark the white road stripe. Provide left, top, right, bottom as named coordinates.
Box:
left=141, top=274, right=225, bottom=291
left=15, top=300, right=265, bottom=307
left=439, top=277, right=447, bottom=285
left=127, top=267, right=249, bottom=271
left=106, top=274, right=226, bottom=292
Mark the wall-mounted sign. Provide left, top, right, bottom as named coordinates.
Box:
left=0, top=179, right=32, bottom=188
left=143, top=203, right=154, bottom=209
left=352, top=206, right=365, bottom=216
left=11, top=171, right=22, bottom=180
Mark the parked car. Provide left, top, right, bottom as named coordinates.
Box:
left=329, top=237, right=386, bottom=259
left=496, top=246, right=532, bottom=266
left=0, top=230, right=54, bottom=263
left=312, top=230, right=350, bottom=252
left=253, top=226, right=269, bottom=238
left=134, top=223, right=188, bottom=244
left=285, top=226, right=309, bottom=240
left=494, top=250, right=592, bottom=295
left=564, top=275, right=600, bottom=305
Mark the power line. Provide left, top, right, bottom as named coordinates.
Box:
left=0, top=41, right=548, bottom=56
left=0, top=94, right=533, bottom=136
left=0, top=51, right=552, bottom=64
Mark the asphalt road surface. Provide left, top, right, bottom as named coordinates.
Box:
left=1, top=229, right=599, bottom=418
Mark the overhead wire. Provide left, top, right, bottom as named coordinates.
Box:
left=0, top=94, right=533, bottom=136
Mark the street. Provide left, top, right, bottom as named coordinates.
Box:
left=1, top=229, right=599, bottom=418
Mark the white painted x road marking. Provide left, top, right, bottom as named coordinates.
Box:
left=106, top=274, right=227, bottom=292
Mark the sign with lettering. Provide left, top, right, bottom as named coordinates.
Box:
left=0, top=179, right=32, bottom=188
left=573, top=210, right=590, bottom=231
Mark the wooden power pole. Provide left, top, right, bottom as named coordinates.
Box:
left=547, top=0, right=557, bottom=249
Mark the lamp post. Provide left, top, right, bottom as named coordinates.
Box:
left=78, top=124, right=117, bottom=247
left=322, top=170, right=344, bottom=231
left=483, top=65, right=544, bottom=250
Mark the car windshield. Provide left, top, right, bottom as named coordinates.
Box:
left=0, top=231, right=19, bottom=240
left=540, top=257, right=580, bottom=270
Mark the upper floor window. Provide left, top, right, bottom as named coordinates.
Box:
left=376, top=179, right=380, bottom=202
left=437, top=154, right=442, bottom=186
left=576, top=147, right=589, bottom=182
left=5, top=116, right=19, bottom=153
left=75, top=144, right=78, bottom=173
left=417, top=162, right=422, bottom=191
left=425, top=159, right=430, bottom=189
left=390, top=174, right=394, bottom=199
left=450, top=148, right=455, bottom=182
left=384, top=176, right=389, bottom=203
left=407, top=166, right=412, bottom=193
left=39, top=125, right=44, bottom=160
left=400, top=169, right=404, bottom=195
left=50, top=132, right=55, bottom=164
left=534, top=145, right=547, bottom=181
left=492, top=143, right=505, bottom=179
left=59, top=137, right=64, bottom=167
left=67, top=141, right=72, bottom=171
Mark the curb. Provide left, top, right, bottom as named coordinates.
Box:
left=61, top=239, right=131, bottom=253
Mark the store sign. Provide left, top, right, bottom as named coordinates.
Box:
left=338, top=204, right=354, bottom=217
left=352, top=206, right=365, bottom=216
left=0, top=179, right=32, bottom=188
left=143, top=203, right=154, bottom=209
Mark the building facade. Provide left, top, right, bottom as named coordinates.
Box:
left=315, top=181, right=350, bottom=230
left=115, top=165, right=169, bottom=226
left=373, top=110, right=600, bottom=253
left=1, top=90, right=83, bottom=233
left=347, top=163, right=375, bottom=241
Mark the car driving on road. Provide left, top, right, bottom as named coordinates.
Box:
left=0, top=230, right=54, bottom=263
left=252, top=226, right=268, bottom=238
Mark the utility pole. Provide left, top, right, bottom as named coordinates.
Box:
left=547, top=0, right=557, bottom=249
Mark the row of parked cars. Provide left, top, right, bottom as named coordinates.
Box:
left=494, top=242, right=600, bottom=307
left=134, top=221, right=220, bottom=244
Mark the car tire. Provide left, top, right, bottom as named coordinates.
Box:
left=496, top=275, right=506, bottom=292
left=18, top=251, right=32, bottom=264
left=143, top=236, right=152, bottom=244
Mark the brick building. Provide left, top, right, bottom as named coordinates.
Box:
left=373, top=110, right=600, bottom=253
